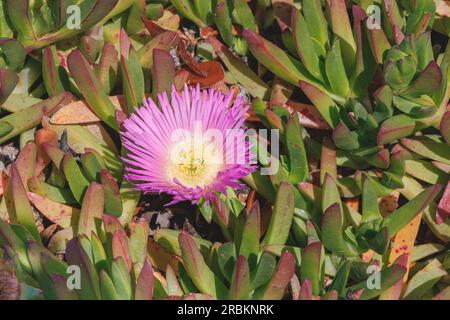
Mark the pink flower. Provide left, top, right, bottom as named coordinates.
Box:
left=121, top=85, right=256, bottom=204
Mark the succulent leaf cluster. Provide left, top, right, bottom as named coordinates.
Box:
left=0, top=0, right=448, bottom=300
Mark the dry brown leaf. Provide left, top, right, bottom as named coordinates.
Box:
left=147, top=238, right=180, bottom=274
left=379, top=191, right=400, bottom=217
left=156, top=10, right=180, bottom=31
left=50, top=96, right=127, bottom=125
left=187, top=61, right=225, bottom=87
left=437, top=0, right=450, bottom=17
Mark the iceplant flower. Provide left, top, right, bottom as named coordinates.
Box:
left=121, top=85, right=256, bottom=204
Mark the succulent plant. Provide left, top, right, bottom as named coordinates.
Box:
left=0, top=0, right=448, bottom=301
left=168, top=0, right=273, bottom=55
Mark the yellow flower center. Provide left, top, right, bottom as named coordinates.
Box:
left=167, top=137, right=223, bottom=188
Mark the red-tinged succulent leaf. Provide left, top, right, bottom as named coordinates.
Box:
left=328, top=0, right=356, bottom=69
left=120, top=29, right=145, bottom=113
left=100, top=169, right=122, bottom=218
left=152, top=49, right=175, bottom=98
left=271, top=78, right=294, bottom=106
left=253, top=251, right=295, bottom=299
left=209, top=36, right=269, bottom=99
left=102, top=214, right=127, bottom=236
left=166, top=264, right=184, bottom=297
left=52, top=274, right=78, bottom=300
left=26, top=241, right=58, bottom=299
left=379, top=253, right=409, bottom=300
left=178, top=232, right=227, bottom=299
left=242, top=29, right=316, bottom=86
left=13, top=142, right=37, bottom=188
left=349, top=261, right=406, bottom=300
left=351, top=5, right=378, bottom=97
left=321, top=203, right=359, bottom=257
left=262, top=182, right=295, bottom=246
left=238, top=201, right=260, bottom=268
left=147, top=238, right=180, bottom=276
left=230, top=256, right=251, bottom=300
left=0, top=68, right=18, bottom=105
left=377, top=114, right=418, bottom=145
left=174, top=68, right=190, bottom=91
left=285, top=100, right=330, bottom=130
left=431, top=160, right=450, bottom=173
left=128, top=221, right=149, bottom=268
left=112, top=229, right=132, bottom=272
left=0, top=92, right=73, bottom=144
left=211, top=196, right=230, bottom=229
left=42, top=46, right=64, bottom=97
left=110, top=256, right=132, bottom=300
left=299, top=279, right=313, bottom=300
left=383, top=0, right=403, bottom=25
left=142, top=16, right=167, bottom=37
left=299, top=81, right=340, bottom=128
left=4, top=164, right=41, bottom=243
left=320, top=138, right=337, bottom=185
left=42, top=143, right=64, bottom=168
left=77, top=183, right=104, bottom=237
left=382, top=184, right=443, bottom=235
left=95, top=43, right=118, bottom=95
left=0, top=219, right=33, bottom=274
left=401, top=61, right=443, bottom=97
left=298, top=181, right=322, bottom=203
left=368, top=25, right=392, bottom=64
left=35, top=129, right=58, bottom=175
left=213, top=0, right=234, bottom=48
left=138, top=31, right=180, bottom=70
left=67, top=50, right=117, bottom=130
left=264, top=109, right=283, bottom=131
left=27, top=192, right=79, bottom=229
left=135, top=259, right=154, bottom=300
left=403, top=259, right=447, bottom=299
left=366, top=148, right=391, bottom=169
left=165, top=264, right=183, bottom=296
left=436, top=182, right=450, bottom=224
left=65, top=237, right=101, bottom=299
left=300, top=242, right=323, bottom=296
left=332, top=122, right=359, bottom=151
left=401, top=138, right=450, bottom=165
left=79, top=36, right=102, bottom=64
left=441, top=110, right=450, bottom=145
